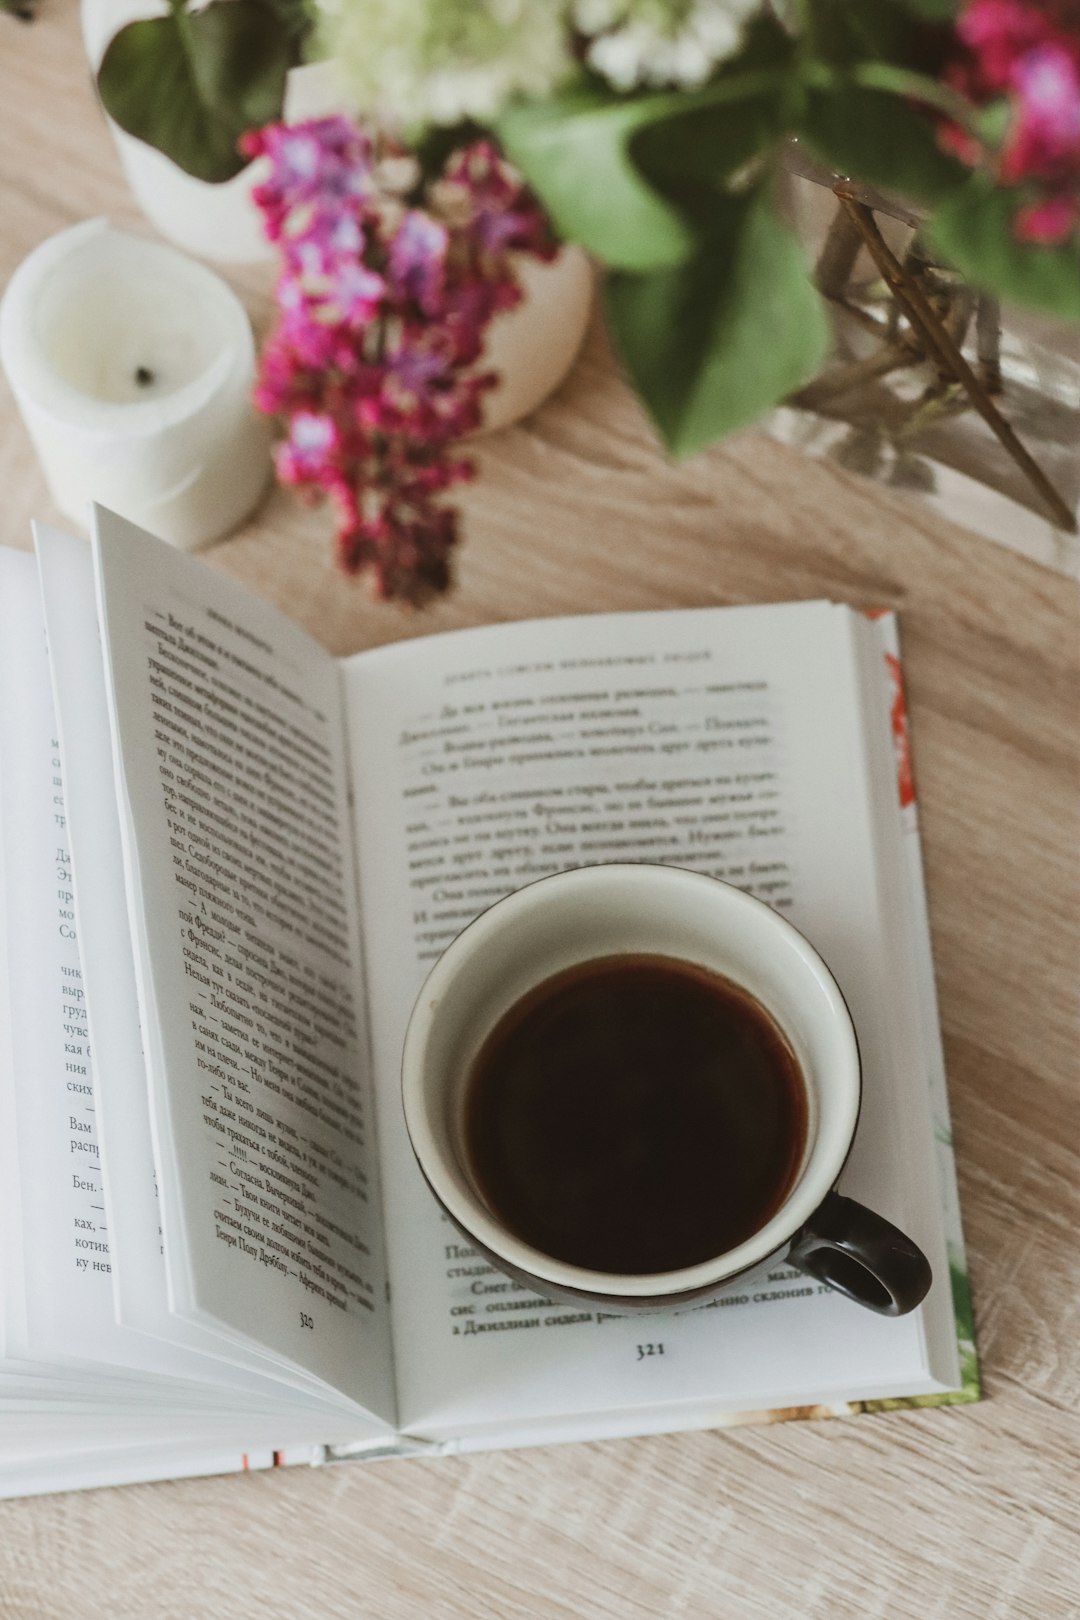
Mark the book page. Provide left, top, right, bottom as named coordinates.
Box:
left=31, top=526, right=393, bottom=1431
left=0, top=548, right=141, bottom=1369
left=0, top=543, right=374, bottom=1442
left=0, top=557, right=24, bottom=1362
left=90, top=510, right=393, bottom=1417
left=343, top=605, right=947, bottom=1436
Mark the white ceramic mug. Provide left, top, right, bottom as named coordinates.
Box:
left=401, top=864, right=932, bottom=1315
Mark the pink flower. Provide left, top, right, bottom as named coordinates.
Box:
left=328, top=261, right=386, bottom=325
left=957, top=0, right=1049, bottom=89
left=275, top=411, right=340, bottom=484
left=445, top=141, right=559, bottom=264
left=329, top=215, right=364, bottom=256
left=249, top=118, right=555, bottom=602
left=1004, top=43, right=1080, bottom=180
left=947, top=1, right=1080, bottom=246
left=389, top=211, right=449, bottom=313
left=1015, top=191, right=1080, bottom=240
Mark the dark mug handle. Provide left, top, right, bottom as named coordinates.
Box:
left=787, top=1192, right=932, bottom=1316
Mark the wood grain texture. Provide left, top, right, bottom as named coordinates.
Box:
left=1, top=9, right=1078, bottom=1618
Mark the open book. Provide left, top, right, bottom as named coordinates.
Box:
left=0, top=508, right=978, bottom=1499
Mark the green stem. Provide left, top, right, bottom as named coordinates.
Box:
left=167, top=0, right=196, bottom=56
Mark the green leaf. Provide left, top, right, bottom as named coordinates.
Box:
left=928, top=179, right=1080, bottom=322
left=496, top=52, right=796, bottom=273
left=801, top=0, right=913, bottom=68
left=799, top=83, right=968, bottom=206
left=97, top=0, right=295, bottom=183
left=257, top=0, right=312, bottom=45
left=630, top=92, right=783, bottom=218
left=627, top=13, right=793, bottom=215
left=496, top=86, right=700, bottom=272
left=604, top=190, right=830, bottom=457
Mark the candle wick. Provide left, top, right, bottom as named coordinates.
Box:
left=135, top=366, right=155, bottom=388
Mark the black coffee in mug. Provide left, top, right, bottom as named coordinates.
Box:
left=463, top=953, right=808, bottom=1276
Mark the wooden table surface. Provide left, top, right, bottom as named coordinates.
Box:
left=2, top=8, right=1078, bottom=1618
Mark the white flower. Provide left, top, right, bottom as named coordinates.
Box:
left=576, top=0, right=762, bottom=91
left=315, top=0, right=574, bottom=131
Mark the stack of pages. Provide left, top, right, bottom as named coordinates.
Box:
left=0, top=508, right=977, bottom=1498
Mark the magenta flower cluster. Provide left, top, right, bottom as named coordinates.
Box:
left=243, top=118, right=555, bottom=599
left=947, top=0, right=1080, bottom=244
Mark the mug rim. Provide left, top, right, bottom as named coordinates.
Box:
left=401, top=863, right=863, bottom=1300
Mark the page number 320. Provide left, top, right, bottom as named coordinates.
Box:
left=636, top=1342, right=664, bottom=1361
left=300, top=1312, right=314, bottom=1331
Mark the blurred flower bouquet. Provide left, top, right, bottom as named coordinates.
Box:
left=243, top=124, right=554, bottom=598
left=94, top=0, right=1080, bottom=592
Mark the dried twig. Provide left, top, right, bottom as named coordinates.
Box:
left=793, top=350, right=916, bottom=410
left=976, top=296, right=1003, bottom=396
left=814, top=209, right=863, bottom=300
left=834, top=188, right=1077, bottom=534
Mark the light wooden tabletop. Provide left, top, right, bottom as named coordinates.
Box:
left=2, top=8, right=1078, bottom=1618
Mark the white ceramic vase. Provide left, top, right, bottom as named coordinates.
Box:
left=81, top=0, right=341, bottom=263
left=478, top=246, right=593, bottom=434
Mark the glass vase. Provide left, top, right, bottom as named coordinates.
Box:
left=769, top=148, right=1080, bottom=577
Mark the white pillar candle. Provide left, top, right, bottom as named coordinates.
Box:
left=0, top=219, right=271, bottom=549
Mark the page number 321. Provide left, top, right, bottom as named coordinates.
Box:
left=636, top=1342, right=664, bottom=1361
